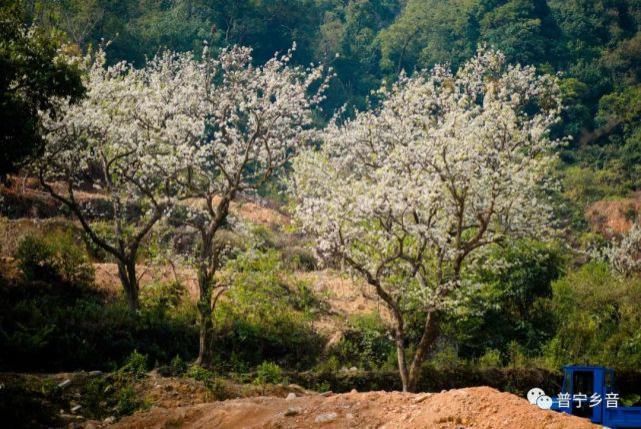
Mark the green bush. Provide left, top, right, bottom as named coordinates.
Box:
left=186, top=365, right=230, bottom=399
left=186, top=364, right=215, bottom=382
left=325, top=312, right=396, bottom=371
left=82, top=377, right=113, bottom=418
left=281, top=246, right=317, bottom=271
left=544, top=262, right=641, bottom=370
left=81, top=221, right=116, bottom=261
left=15, top=230, right=94, bottom=286
left=290, top=367, right=566, bottom=396
left=254, top=361, right=283, bottom=385
left=478, top=349, right=503, bottom=368
left=450, top=239, right=562, bottom=363
left=141, top=280, right=187, bottom=314
left=213, top=249, right=324, bottom=371
left=115, top=385, right=145, bottom=416
left=15, top=235, right=57, bottom=281
left=0, top=281, right=198, bottom=372
left=169, top=355, right=187, bottom=375
left=119, top=350, right=148, bottom=379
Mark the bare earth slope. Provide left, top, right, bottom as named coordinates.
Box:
left=112, top=387, right=598, bottom=429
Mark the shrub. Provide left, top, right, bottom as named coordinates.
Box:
left=254, top=361, right=283, bottom=385
left=430, top=343, right=466, bottom=369
left=81, top=221, right=116, bottom=261
left=15, top=230, right=94, bottom=285
left=141, top=281, right=187, bottom=314
left=0, top=278, right=198, bottom=372
left=326, top=312, right=396, bottom=371
left=119, top=350, right=148, bottom=379
left=281, top=246, right=317, bottom=271
left=214, top=249, right=324, bottom=370
left=115, top=385, right=145, bottom=416
left=450, top=239, right=561, bottom=362
left=544, top=262, right=641, bottom=370
left=16, top=235, right=57, bottom=281
left=186, top=364, right=215, bottom=382
left=169, top=355, right=187, bottom=376
left=81, top=377, right=116, bottom=419
left=0, top=379, right=60, bottom=428
left=186, top=365, right=230, bottom=399
left=315, top=355, right=341, bottom=374
left=478, top=349, right=503, bottom=368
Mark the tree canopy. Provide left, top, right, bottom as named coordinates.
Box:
left=0, top=2, right=84, bottom=181
left=13, top=0, right=641, bottom=203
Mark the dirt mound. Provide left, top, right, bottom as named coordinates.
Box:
left=112, top=386, right=598, bottom=429
left=586, top=192, right=641, bottom=235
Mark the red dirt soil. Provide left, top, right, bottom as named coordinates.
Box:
left=586, top=192, right=641, bottom=235
left=111, top=387, right=598, bottom=429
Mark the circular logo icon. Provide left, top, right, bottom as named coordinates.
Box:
left=527, top=387, right=545, bottom=405
left=536, top=395, right=553, bottom=410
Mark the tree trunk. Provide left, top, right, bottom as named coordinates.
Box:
left=117, top=259, right=140, bottom=311
left=195, top=263, right=214, bottom=367
left=194, top=195, right=231, bottom=367
left=394, top=326, right=409, bottom=392
left=406, top=311, right=440, bottom=392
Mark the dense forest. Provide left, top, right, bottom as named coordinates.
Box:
left=4, top=0, right=641, bottom=427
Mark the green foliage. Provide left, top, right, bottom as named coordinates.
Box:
left=141, top=281, right=188, bottom=315
left=430, top=344, right=466, bottom=369
left=478, top=349, right=503, bottom=368
left=380, top=0, right=478, bottom=73
left=169, top=355, right=187, bottom=376
left=281, top=246, right=318, bottom=272
left=0, top=280, right=198, bottom=372
left=562, top=165, right=626, bottom=205
left=479, top=0, right=556, bottom=66
left=0, top=377, right=60, bottom=428
left=544, top=262, right=641, bottom=369
left=0, top=0, right=85, bottom=180
left=185, top=365, right=230, bottom=399
left=448, top=240, right=563, bottom=363
left=81, top=221, right=117, bottom=261
left=115, top=385, right=146, bottom=416
left=325, top=312, right=396, bottom=371
left=81, top=377, right=112, bottom=418
left=214, top=249, right=323, bottom=371
left=16, top=234, right=57, bottom=282
left=7, top=0, right=641, bottom=384
left=186, top=364, right=215, bottom=382
left=119, top=350, right=148, bottom=379
left=291, top=366, right=565, bottom=396
left=13, top=0, right=641, bottom=199
left=253, top=361, right=283, bottom=385
left=16, top=230, right=94, bottom=286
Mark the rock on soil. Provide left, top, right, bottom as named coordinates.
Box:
left=111, top=386, right=599, bottom=428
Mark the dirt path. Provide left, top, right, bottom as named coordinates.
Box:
left=112, top=386, right=598, bottom=429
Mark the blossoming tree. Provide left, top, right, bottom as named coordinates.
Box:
left=175, top=45, right=329, bottom=365
left=38, top=49, right=200, bottom=310
left=291, top=48, right=563, bottom=391
left=601, top=221, right=641, bottom=276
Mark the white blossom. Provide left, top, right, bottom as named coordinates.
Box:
left=600, top=222, right=641, bottom=276
left=37, top=48, right=196, bottom=309
left=290, top=47, right=563, bottom=391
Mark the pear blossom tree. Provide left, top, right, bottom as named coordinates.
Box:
left=38, top=49, right=201, bottom=310
left=601, top=221, right=641, bottom=277
left=174, top=45, right=329, bottom=365
left=291, top=48, right=563, bottom=392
